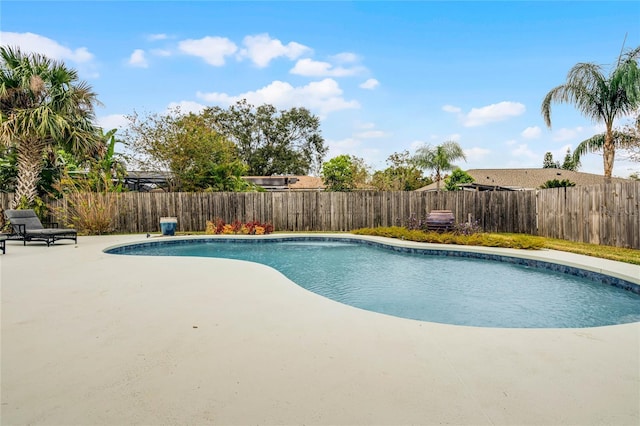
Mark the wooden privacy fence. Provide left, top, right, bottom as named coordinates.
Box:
left=1, top=181, right=638, bottom=248
left=536, top=182, right=639, bottom=249
left=40, top=190, right=538, bottom=235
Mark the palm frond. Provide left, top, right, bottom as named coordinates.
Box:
left=0, top=46, right=102, bottom=204
left=573, top=134, right=605, bottom=162
left=573, top=129, right=639, bottom=163
left=412, top=141, right=465, bottom=176
left=541, top=46, right=640, bottom=177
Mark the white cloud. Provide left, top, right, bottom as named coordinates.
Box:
left=355, top=130, right=386, bottom=139
left=197, top=78, right=359, bottom=117
left=290, top=58, right=364, bottom=77
left=178, top=36, right=237, bottom=66
left=0, top=31, right=94, bottom=63
left=327, top=137, right=362, bottom=152
left=418, top=133, right=460, bottom=144
left=552, top=126, right=585, bottom=142
left=331, top=52, right=359, bottom=63
left=96, top=114, right=129, bottom=131
left=165, top=100, right=207, bottom=115
left=356, top=122, right=376, bottom=129
left=464, top=147, right=491, bottom=162
left=355, top=148, right=385, bottom=168
left=147, top=33, right=168, bottom=41
left=521, top=126, right=541, bottom=139
left=410, top=140, right=427, bottom=151
left=359, top=78, right=379, bottom=90
left=510, top=143, right=538, bottom=160
left=505, top=139, right=517, bottom=146
left=325, top=138, right=384, bottom=167
left=128, top=49, right=148, bottom=68
left=150, top=49, right=171, bottom=57
left=552, top=144, right=574, bottom=159
left=442, top=105, right=461, bottom=113
left=238, top=33, right=311, bottom=68
left=463, top=101, right=526, bottom=127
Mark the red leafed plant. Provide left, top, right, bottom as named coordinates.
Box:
left=205, top=218, right=274, bottom=235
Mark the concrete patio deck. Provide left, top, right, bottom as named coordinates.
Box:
left=1, top=234, right=639, bottom=425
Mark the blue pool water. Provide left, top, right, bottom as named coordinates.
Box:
left=106, top=238, right=640, bottom=328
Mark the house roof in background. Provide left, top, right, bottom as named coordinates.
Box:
left=416, top=168, right=630, bottom=192
left=242, top=176, right=325, bottom=191
left=287, top=176, right=325, bottom=190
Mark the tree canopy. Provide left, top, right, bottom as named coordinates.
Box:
left=124, top=108, right=254, bottom=192
left=412, top=141, right=466, bottom=191
left=205, top=99, right=327, bottom=176
left=444, top=168, right=474, bottom=191
left=541, top=45, right=640, bottom=178
left=542, top=152, right=560, bottom=169
left=370, top=151, right=431, bottom=191
left=321, top=154, right=368, bottom=192
left=543, top=149, right=580, bottom=171
left=0, top=45, right=102, bottom=207
left=561, top=148, right=580, bottom=171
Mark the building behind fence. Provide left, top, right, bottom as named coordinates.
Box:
left=1, top=182, right=638, bottom=249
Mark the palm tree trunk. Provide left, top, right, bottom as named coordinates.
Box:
left=12, top=140, right=45, bottom=208
left=603, top=125, right=615, bottom=179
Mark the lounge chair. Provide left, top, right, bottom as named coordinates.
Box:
left=4, top=209, right=77, bottom=246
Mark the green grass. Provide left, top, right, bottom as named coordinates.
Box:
left=351, top=227, right=640, bottom=265
left=524, top=235, right=640, bottom=265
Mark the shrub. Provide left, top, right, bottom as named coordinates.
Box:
left=453, top=220, right=482, bottom=235
left=406, top=213, right=428, bottom=231
left=50, top=169, right=122, bottom=235
left=406, top=213, right=481, bottom=235
left=351, top=226, right=543, bottom=249
left=58, top=193, right=118, bottom=235
left=540, top=179, right=576, bottom=188
left=15, top=195, right=49, bottom=221
left=444, top=168, right=474, bottom=191
left=205, top=218, right=274, bottom=235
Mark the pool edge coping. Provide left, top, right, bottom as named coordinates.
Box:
left=103, top=233, right=640, bottom=291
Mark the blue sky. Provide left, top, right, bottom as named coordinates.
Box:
left=2, top=1, right=639, bottom=177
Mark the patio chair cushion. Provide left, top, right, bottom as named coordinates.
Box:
left=5, top=209, right=45, bottom=230
left=4, top=209, right=77, bottom=246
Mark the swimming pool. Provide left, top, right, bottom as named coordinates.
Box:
left=106, top=237, right=640, bottom=328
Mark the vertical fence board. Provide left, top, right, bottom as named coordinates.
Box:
left=632, top=184, right=637, bottom=249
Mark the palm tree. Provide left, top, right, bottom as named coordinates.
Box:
left=412, top=141, right=466, bottom=191
left=572, top=114, right=640, bottom=166
left=0, top=46, right=102, bottom=208
left=541, top=46, right=640, bottom=178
